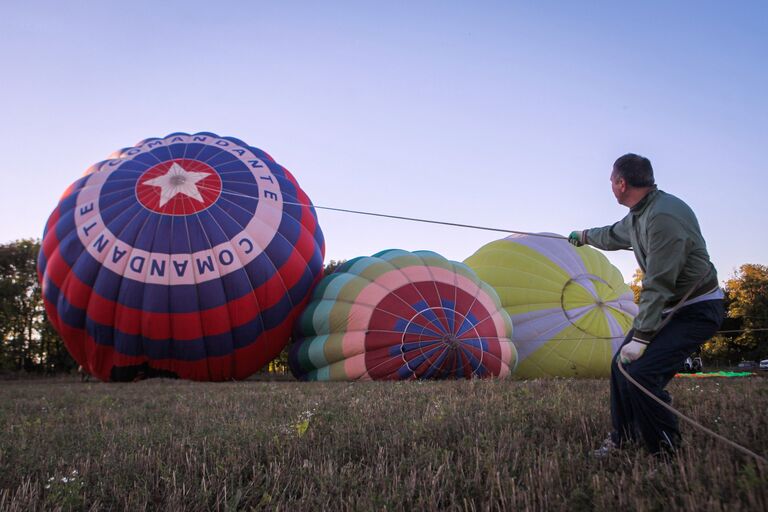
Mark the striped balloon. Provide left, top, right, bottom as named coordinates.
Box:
left=464, top=234, right=637, bottom=378
left=290, top=249, right=517, bottom=381
left=38, top=132, right=325, bottom=381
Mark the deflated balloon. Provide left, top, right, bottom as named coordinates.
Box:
left=38, top=132, right=325, bottom=381
left=464, top=234, right=637, bottom=378
left=290, top=249, right=517, bottom=381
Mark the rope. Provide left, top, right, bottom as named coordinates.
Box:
left=616, top=360, right=767, bottom=465
left=505, top=326, right=768, bottom=342
left=716, top=328, right=768, bottom=334
left=282, top=201, right=569, bottom=239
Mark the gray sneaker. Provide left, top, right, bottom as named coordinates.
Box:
left=593, top=437, right=619, bottom=459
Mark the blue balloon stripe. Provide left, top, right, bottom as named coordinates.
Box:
left=392, top=318, right=444, bottom=339
left=167, top=142, right=190, bottom=159
left=175, top=211, right=216, bottom=254
left=441, top=299, right=456, bottom=332
left=404, top=345, right=444, bottom=375
left=458, top=345, right=483, bottom=373
left=133, top=215, right=162, bottom=254
left=396, top=365, right=412, bottom=379
left=57, top=229, right=88, bottom=272
left=105, top=325, right=235, bottom=361
left=100, top=203, right=149, bottom=241
left=40, top=281, right=60, bottom=323
left=205, top=156, right=244, bottom=173
left=175, top=142, right=210, bottom=161
left=455, top=312, right=481, bottom=338
left=54, top=208, right=78, bottom=253
left=218, top=186, right=259, bottom=203
left=458, top=337, right=487, bottom=350
left=145, top=145, right=174, bottom=163
left=410, top=300, right=441, bottom=326
left=422, top=348, right=453, bottom=379
left=105, top=206, right=155, bottom=253
left=210, top=198, right=257, bottom=233
left=37, top=246, right=49, bottom=279
left=131, top=151, right=165, bottom=168
left=244, top=145, right=273, bottom=162
left=53, top=192, right=78, bottom=226
left=50, top=278, right=299, bottom=362
left=62, top=175, right=91, bottom=201
left=149, top=216, right=173, bottom=254
left=403, top=320, right=444, bottom=338
left=196, top=210, right=233, bottom=248
left=196, top=145, right=232, bottom=166
left=42, top=278, right=85, bottom=332
left=106, top=159, right=151, bottom=174
left=222, top=135, right=250, bottom=148
left=406, top=303, right=448, bottom=336
left=399, top=339, right=445, bottom=353
left=205, top=207, right=250, bottom=242
left=451, top=349, right=465, bottom=378
left=100, top=190, right=147, bottom=227
left=201, top=149, right=240, bottom=168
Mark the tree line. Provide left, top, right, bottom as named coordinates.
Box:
left=1, top=239, right=765, bottom=375
left=0, top=239, right=74, bottom=373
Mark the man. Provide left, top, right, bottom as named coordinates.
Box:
left=568, top=153, right=724, bottom=456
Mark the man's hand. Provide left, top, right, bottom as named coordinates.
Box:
left=568, top=231, right=586, bottom=247
left=619, top=333, right=652, bottom=364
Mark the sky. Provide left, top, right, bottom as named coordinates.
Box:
left=1, top=0, right=766, bottom=283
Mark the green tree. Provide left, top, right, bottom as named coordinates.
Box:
left=264, top=259, right=348, bottom=375
left=700, top=264, right=768, bottom=364
left=0, top=239, right=42, bottom=370
left=723, top=264, right=768, bottom=360
left=323, top=259, right=347, bottom=276
left=0, top=239, right=74, bottom=373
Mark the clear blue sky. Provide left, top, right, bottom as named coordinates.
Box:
left=1, top=0, right=766, bottom=283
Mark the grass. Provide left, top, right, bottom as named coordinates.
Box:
left=0, top=376, right=766, bottom=511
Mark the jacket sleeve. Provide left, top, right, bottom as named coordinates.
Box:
left=632, top=213, right=689, bottom=338
left=584, top=215, right=632, bottom=250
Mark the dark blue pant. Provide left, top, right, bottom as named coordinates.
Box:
left=610, top=299, right=724, bottom=453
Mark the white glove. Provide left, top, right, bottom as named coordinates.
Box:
left=620, top=337, right=650, bottom=364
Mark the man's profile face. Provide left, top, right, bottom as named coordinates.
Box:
left=610, top=169, right=627, bottom=205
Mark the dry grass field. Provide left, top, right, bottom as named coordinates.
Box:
left=0, top=376, right=766, bottom=511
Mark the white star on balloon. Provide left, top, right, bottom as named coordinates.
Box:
left=144, top=162, right=211, bottom=207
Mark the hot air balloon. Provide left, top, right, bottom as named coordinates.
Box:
left=289, top=249, right=517, bottom=381
left=38, top=132, right=324, bottom=381
left=464, top=234, right=637, bottom=378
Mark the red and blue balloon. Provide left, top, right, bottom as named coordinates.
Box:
left=38, top=132, right=325, bottom=381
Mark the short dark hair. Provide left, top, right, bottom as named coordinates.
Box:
left=613, top=153, right=655, bottom=187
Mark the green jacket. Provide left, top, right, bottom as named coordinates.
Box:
left=585, top=188, right=718, bottom=337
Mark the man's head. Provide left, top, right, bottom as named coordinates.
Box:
left=610, top=153, right=655, bottom=207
